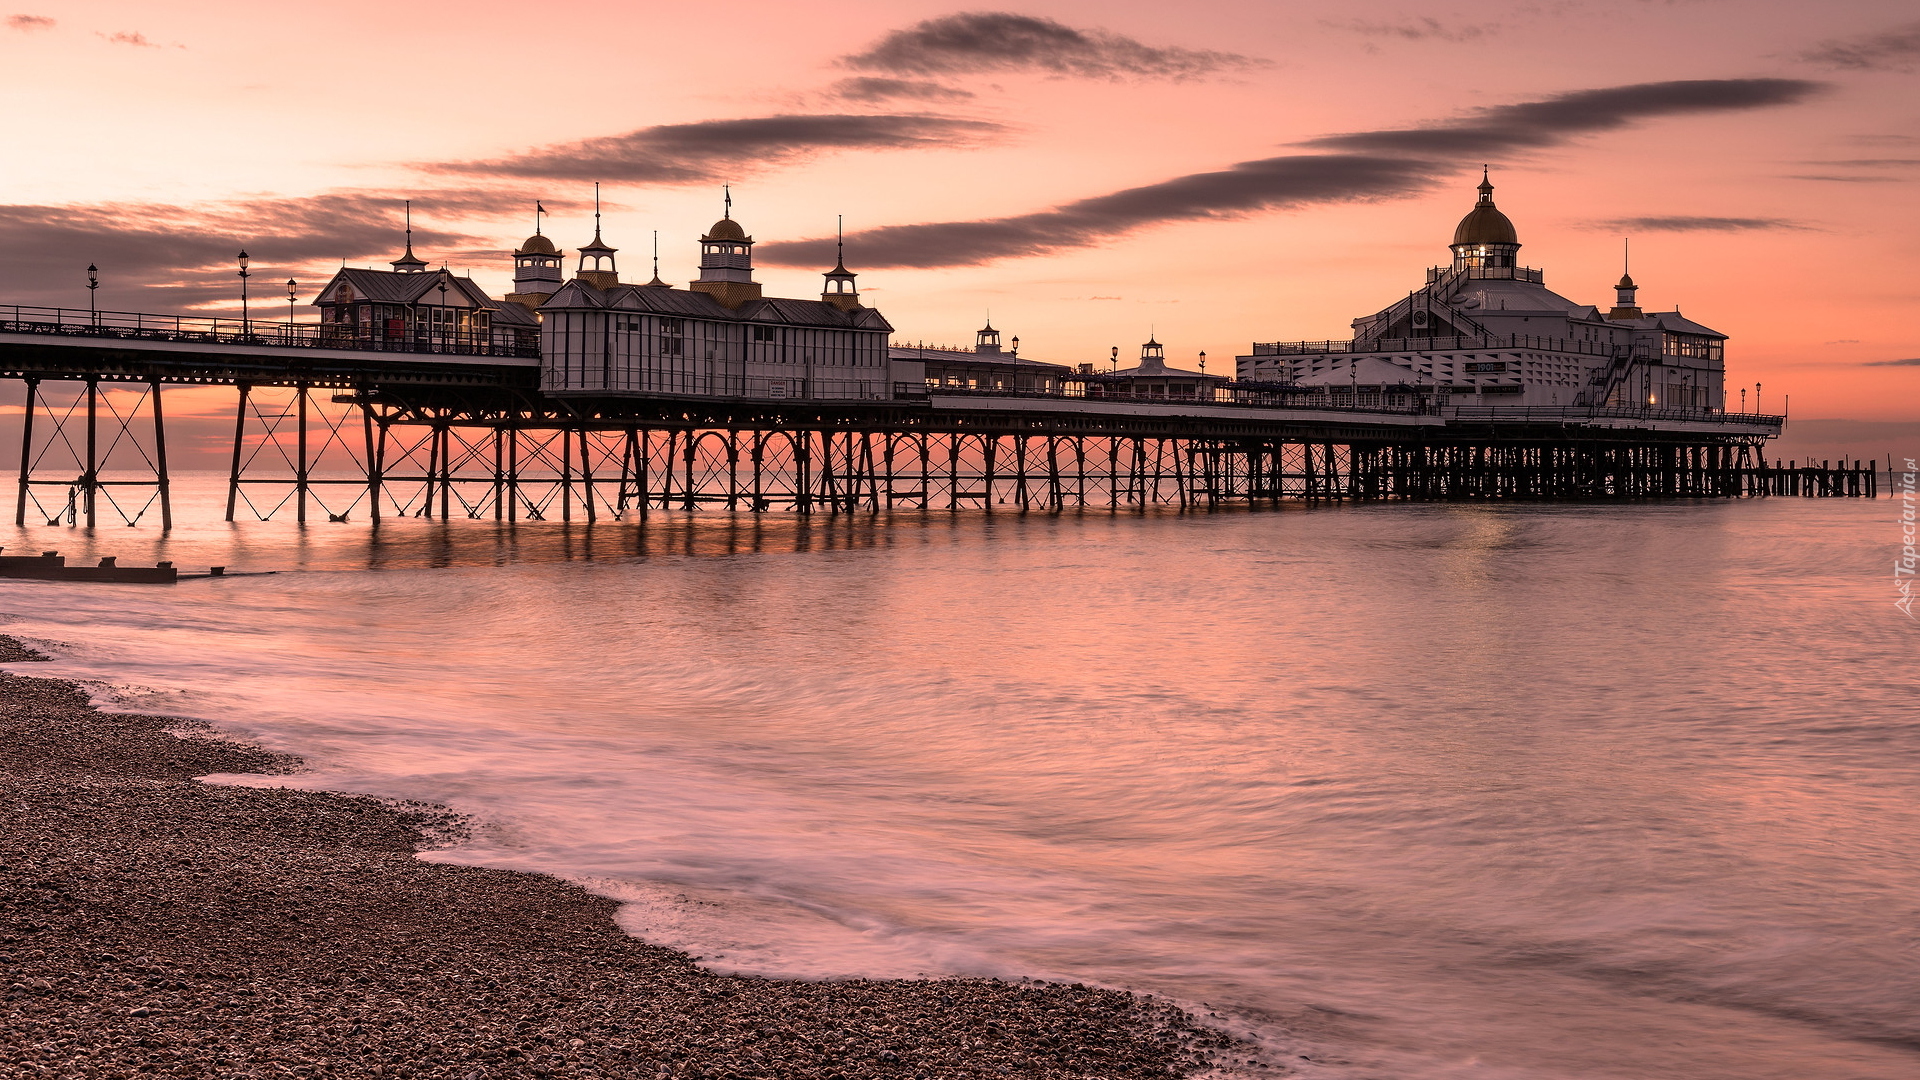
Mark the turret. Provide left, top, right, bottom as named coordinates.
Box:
left=690, top=189, right=762, bottom=308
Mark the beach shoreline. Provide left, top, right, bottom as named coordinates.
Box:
left=0, top=635, right=1242, bottom=1079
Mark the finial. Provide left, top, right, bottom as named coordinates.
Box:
left=535, top=200, right=546, bottom=236
left=653, top=230, right=659, bottom=277
left=724, top=185, right=732, bottom=220
left=1624, top=236, right=1630, bottom=274
left=837, top=214, right=844, bottom=265
left=593, top=182, right=602, bottom=240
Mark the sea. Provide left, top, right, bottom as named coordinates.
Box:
left=2, top=473, right=1915, bottom=1080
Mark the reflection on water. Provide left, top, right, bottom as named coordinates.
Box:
left=2, top=474, right=1916, bottom=1080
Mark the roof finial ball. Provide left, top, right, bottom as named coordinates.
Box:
left=1450, top=167, right=1520, bottom=272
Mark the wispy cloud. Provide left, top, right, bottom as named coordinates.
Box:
left=433, top=113, right=1005, bottom=183
left=841, top=12, right=1261, bottom=80
left=762, top=155, right=1434, bottom=268
left=1802, top=20, right=1920, bottom=71
left=761, top=78, right=1824, bottom=269
left=1322, top=17, right=1497, bottom=43
left=0, top=192, right=508, bottom=311
left=1595, top=216, right=1808, bottom=232
left=827, top=77, right=975, bottom=103
left=6, top=14, right=54, bottom=31
left=100, top=30, right=158, bottom=47
left=1301, top=79, right=1821, bottom=155
left=1863, top=357, right=1920, bottom=367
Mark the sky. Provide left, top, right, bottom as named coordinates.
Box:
left=1, top=0, right=1916, bottom=428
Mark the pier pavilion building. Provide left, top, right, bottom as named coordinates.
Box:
left=312, top=240, right=540, bottom=354
left=1236, top=173, right=1727, bottom=412
left=537, top=210, right=894, bottom=401
left=889, top=323, right=1073, bottom=394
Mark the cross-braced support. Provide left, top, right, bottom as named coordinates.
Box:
left=14, top=377, right=172, bottom=529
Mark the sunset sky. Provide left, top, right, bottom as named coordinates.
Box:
left=2, top=0, right=1916, bottom=429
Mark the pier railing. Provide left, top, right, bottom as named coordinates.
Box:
left=0, top=305, right=539, bottom=359
left=1443, top=405, right=1784, bottom=428
left=1250, top=334, right=1620, bottom=358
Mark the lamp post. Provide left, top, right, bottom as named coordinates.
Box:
left=286, top=279, right=297, bottom=331
left=236, top=250, right=251, bottom=337
left=437, top=270, right=450, bottom=350
left=1755, top=382, right=1761, bottom=413
left=1109, top=345, right=1118, bottom=372
left=86, top=264, right=99, bottom=321
left=1198, top=350, right=1206, bottom=375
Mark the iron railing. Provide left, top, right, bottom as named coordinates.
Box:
left=1251, top=334, right=1622, bottom=358
left=1425, top=265, right=1545, bottom=285
left=0, top=305, right=539, bottom=359
left=1442, top=405, right=1783, bottom=428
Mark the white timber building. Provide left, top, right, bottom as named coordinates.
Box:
left=1236, top=173, right=1728, bottom=412
left=534, top=209, right=894, bottom=401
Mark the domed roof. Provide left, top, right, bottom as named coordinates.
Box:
left=516, top=233, right=557, bottom=255
left=703, top=217, right=747, bottom=241
left=1616, top=272, right=1636, bottom=289
left=1451, top=174, right=1519, bottom=247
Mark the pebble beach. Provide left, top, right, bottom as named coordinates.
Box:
left=0, top=637, right=1243, bottom=1079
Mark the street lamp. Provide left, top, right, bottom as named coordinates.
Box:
left=1198, top=350, right=1207, bottom=375
left=1755, top=382, right=1762, bottom=413
left=437, top=270, right=450, bottom=350
left=286, top=279, right=297, bottom=333
left=1110, top=345, right=1118, bottom=372
left=236, top=250, right=251, bottom=336
left=86, top=264, right=98, bottom=321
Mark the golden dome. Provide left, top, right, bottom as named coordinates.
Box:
left=515, top=234, right=557, bottom=255
left=1616, top=272, right=1636, bottom=289
left=1451, top=174, right=1518, bottom=247
left=703, top=217, right=748, bottom=242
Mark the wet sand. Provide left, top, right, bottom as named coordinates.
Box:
left=0, top=637, right=1244, bottom=1079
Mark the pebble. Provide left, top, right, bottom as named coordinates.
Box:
left=0, top=637, right=1252, bottom=1078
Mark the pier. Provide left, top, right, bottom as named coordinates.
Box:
left=0, top=302, right=1857, bottom=530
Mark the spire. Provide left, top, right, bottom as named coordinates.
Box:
left=723, top=184, right=732, bottom=220
left=821, top=214, right=860, bottom=311
left=392, top=199, right=429, bottom=272
left=1608, top=236, right=1642, bottom=321
left=575, top=183, right=618, bottom=287
left=645, top=229, right=669, bottom=288
left=535, top=200, right=546, bottom=236
left=1478, top=164, right=1493, bottom=203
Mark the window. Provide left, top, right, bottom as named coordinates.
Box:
left=752, top=325, right=776, bottom=342
left=661, top=318, right=683, bottom=335
left=662, top=337, right=683, bottom=356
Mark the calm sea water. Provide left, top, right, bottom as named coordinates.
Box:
left=3, top=475, right=1916, bottom=1079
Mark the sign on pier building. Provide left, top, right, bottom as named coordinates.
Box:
left=1237, top=172, right=1728, bottom=412
left=535, top=212, right=893, bottom=401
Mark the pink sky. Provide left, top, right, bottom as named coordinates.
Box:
left=2, top=1, right=1916, bottom=423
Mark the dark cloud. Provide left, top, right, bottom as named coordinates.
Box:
left=828, top=77, right=976, bottom=103
left=1864, top=357, right=1920, bottom=366
left=0, top=192, right=507, bottom=312
left=434, top=114, right=1004, bottom=183
left=1322, top=17, right=1497, bottom=43
left=100, top=30, right=157, bottom=47
left=1802, top=20, right=1920, bottom=71
left=1596, top=216, right=1807, bottom=232
left=6, top=14, right=54, bottom=30
left=763, top=77, right=1823, bottom=270
left=760, top=155, right=1433, bottom=268
left=1302, top=79, right=1821, bottom=155
left=842, top=12, right=1259, bottom=80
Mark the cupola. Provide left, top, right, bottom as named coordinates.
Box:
left=575, top=185, right=618, bottom=290
left=507, top=207, right=564, bottom=307
left=690, top=188, right=762, bottom=308
left=1137, top=336, right=1166, bottom=373
left=974, top=321, right=1002, bottom=355
left=821, top=216, right=860, bottom=311
left=1449, top=168, right=1521, bottom=271
left=1607, top=245, right=1643, bottom=321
